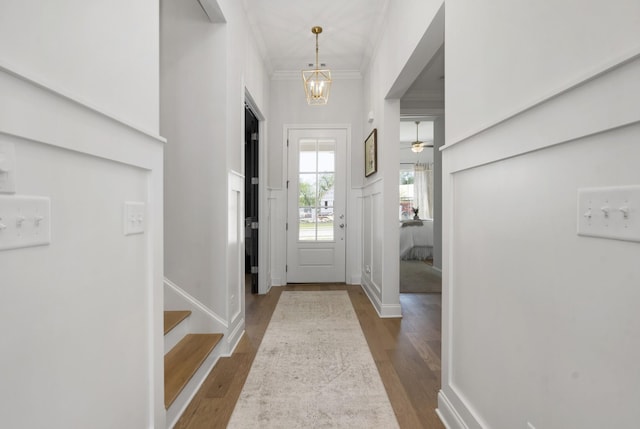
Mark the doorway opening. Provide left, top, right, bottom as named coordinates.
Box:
left=245, top=104, right=259, bottom=293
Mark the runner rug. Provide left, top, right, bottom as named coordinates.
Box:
left=227, top=290, right=399, bottom=428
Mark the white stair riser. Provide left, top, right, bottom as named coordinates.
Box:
left=164, top=318, right=189, bottom=355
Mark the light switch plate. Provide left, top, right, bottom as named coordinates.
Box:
left=0, top=195, right=51, bottom=251
left=124, top=201, right=146, bottom=235
left=577, top=185, right=640, bottom=242
left=0, top=141, right=16, bottom=194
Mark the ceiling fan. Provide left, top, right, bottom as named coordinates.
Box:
left=401, top=121, right=433, bottom=152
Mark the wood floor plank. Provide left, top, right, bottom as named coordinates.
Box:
left=174, top=284, right=444, bottom=428
left=165, top=333, right=223, bottom=409
left=164, top=310, right=191, bottom=335
left=407, top=332, right=442, bottom=373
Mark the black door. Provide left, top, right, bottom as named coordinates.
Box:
left=244, top=105, right=259, bottom=293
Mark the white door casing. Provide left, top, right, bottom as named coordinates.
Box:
left=286, top=128, right=347, bottom=283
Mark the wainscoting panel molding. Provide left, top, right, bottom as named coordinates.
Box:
left=439, top=49, right=640, bottom=429
left=360, top=178, right=387, bottom=316
left=442, top=55, right=640, bottom=174
left=1, top=62, right=165, bottom=428
left=227, top=170, right=245, bottom=350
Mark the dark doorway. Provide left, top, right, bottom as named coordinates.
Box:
left=244, top=105, right=259, bottom=293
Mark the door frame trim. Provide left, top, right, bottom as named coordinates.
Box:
left=283, top=123, right=352, bottom=283
left=244, top=90, right=269, bottom=294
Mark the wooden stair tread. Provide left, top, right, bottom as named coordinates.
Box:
left=164, top=311, right=191, bottom=335
left=165, top=333, right=223, bottom=409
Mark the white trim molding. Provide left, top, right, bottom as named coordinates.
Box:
left=226, top=170, right=245, bottom=356
left=446, top=46, right=640, bottom=149
left=436, top=390, right=469, bottom=429
left=357, top=178, right=402, bottom=318
left=0, top=60, right=165, bottom=148
left=437, top=390, right=470, bottom=429
left=442, top=54, right=640, bottom=174
left=164, top=278, right=228, bottom=329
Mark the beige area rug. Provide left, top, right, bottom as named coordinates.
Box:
left=400, top=260, right=442, bottom=293
left=227, top=291, right=400, bottom=428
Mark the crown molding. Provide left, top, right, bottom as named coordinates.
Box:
left=271, top=69, right=362, bottom=81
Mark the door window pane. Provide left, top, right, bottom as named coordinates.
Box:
left=317, top=140, right=335, bottom=173
left=299, top=139, right=317, bottom=172
left=298, top=139, right=336, bottom=241
left=298, top=174, right=317, bottom=208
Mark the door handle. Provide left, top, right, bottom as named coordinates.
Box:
left=339, top=223, right=345, bottom=229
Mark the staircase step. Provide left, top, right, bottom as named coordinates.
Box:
left=164, top=311, right=191, bottom=335
left=164, top=333, right=223, bottom=409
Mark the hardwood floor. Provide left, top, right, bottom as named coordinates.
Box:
left=175, top=284, right=443, bottom=429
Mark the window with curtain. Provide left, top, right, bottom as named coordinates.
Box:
left=399, top=163, right=433, bottom=220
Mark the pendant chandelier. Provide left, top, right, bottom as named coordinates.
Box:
left=411, top=121, right=424, bottom=153
left=302, top=26, right=332, bottom=105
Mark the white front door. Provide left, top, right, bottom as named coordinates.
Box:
left=286, top=128, right=347, bottom=283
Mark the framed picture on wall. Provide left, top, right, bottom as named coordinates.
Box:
left=364, top=128, right=377, bottom=177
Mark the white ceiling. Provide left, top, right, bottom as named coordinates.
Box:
left=400, top=121, right=434, bottom=144
left=242, top=0, right=390, bottom=74
left=242, top=0, right=444, bottom=111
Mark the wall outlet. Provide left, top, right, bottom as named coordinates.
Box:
left=0, top=195, right=51, bottom=251
left=123, top=201, right=146, bottom=235
left=0, top=141, right=16, bottom=194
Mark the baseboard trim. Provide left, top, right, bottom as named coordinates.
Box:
left=227, top=328, right=245, bottom=357
left=360, top=277, right=382, bottom=315
left=437, top=390, right=469, bottom=429
left=380, top=303, right=402, bottom=318
left=359, top=281, right=402, bottom=318
left=226, top=319, right=245, bottom=355
left=349, top=275, right=362, bottom=285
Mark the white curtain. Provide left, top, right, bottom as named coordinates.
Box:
left=414, top=163, right=433, bottom=219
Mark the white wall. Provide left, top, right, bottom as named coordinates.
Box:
left=0, top=0, right=159, bottom=132
left=161, top=0, right=268, bottom=348
left=268, top=78, right=364, bottom=189
left=267, top=77, right=363, bottom=285
left=446, top=0, right=640, bottom=145
left=440, top=1, right=640, bottom=428
left=161, top=0, right=227, bottom=317
left=361, top=0, right=444, bottom=317
left=0, top=1, right=164, bottom=427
